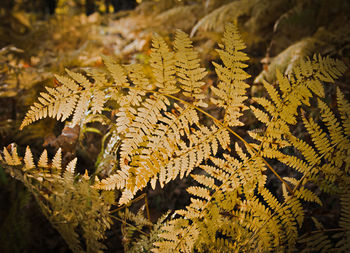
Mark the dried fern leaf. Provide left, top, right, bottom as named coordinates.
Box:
left=10, top=145, right=22, bottom=165
left=24, top=146, right=35, bottom=170
left=91, top=89, right=106, bottom=114
left=174, top=30, right=207, bottom=106
left=3, top=146, right=14, bottom=165
left=20, top=76, right=80, bottom=129
left=337, top=87, right=350, bottom=137
left=71, top=90, right=91, bottom=126
left=66, top=69, right=92, bottom=88
left=65, top=157, right=77, bottom=174
left=190, top=1, right=251, bottom=37
left=52, top=148, right=62, bottom=170
left=211, top=23, right=250, bottom=126
left=102, top=55, right=129, bottom=86
left=20, top=68, right=111, bottom=129
left=150, top=34, right=178, bottom=94
left=38, top=149, right=49, bottom=168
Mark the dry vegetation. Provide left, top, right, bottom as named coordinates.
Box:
left=0, top=0, right=349, bottom=252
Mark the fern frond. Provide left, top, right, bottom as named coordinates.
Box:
left=253, top=55, right=347, bottom=137
left=277, top=81, right=350, bottom=199
left=10, top=145, right=22, bottom=165
left=20, top=68, right=112, bottom=129
left=174, top=30, right=207, bottom=106
left=190, top=1, right=252, bottom=37
left=38, top=149, right=49, bottom=168
left=52, top=148, right=62, bottom=170
left=66, top=69, right=92, bottom=88
left=211, top=23, right=250, bottom=126
left=294, top=187, right=322, bottom=205
left=165, top=144, right=284, bottom=252
left=299, top=189, right=350, bottom=252
left=0, top=146, right=113, bottom=253
left=2, top=146, right=14, bottom=165
left=153, top=218, right=200, bottom=253
left=150, top=34, right=178, bottom=94
left=91, top=89, right=106, bottom=114
left=334, top=190, right=350, bottom=251
left=93, top=170, right=128, bottom=191
left=13, top=20, right=350, bottom=253
left=71, top=90, right=91, bottom=126
left=102, top=55, right=129, bottom=87
left=65, top=157, right=77, bottom=174
left=299, top=232, right=333, bottom=253
left=302, top=114, right=332, bottom=157
left=119, top=94, right=169, bottom=187
left=337, top=87, right=350, bottom=137
left=24, top=146, right=35, bottom=170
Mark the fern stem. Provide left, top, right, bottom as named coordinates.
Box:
left=144, top=193, right=151, bottom=223
left=110, top=215, right=149, bottom=236
left=110, top=193, right=148, bottom=214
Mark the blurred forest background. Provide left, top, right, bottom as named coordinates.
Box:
left=0, top=0, right=349, bottom=252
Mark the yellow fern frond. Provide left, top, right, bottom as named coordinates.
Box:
left=2, top=146, right=14, bottom=165
left=93, top=170, right=128, bottom=191
left=24, top=146, right=35, bottom=170
left=127, top=64, right=150, bottom=89
left=153, top=218, right=200, bottom=253
left=91, top=89, right=106, bottom=114
left=1, top=145, right=113, bottom=253
left=174, top=30, right=207, bottom=106
left=20, top=68, right=111, bottom=129
left=102, top=55, right=129, bottom=87
left=211, top=23, right=250, bottom=126
left=295, top=187, right=322, bottom=205
left=278, top=84, right=350, bottom=200
left=150, top=34, right=178, bottom=94
left=65, top=157, right=77, bottom=174
left=302, top=114, right=332, bottom=160
left=12, top=21, right=350, bottom=253
left=38, top=149, right=49, bottom=168
left=71, top=90, right=91, bottom=126
left=66, top=69, right=92, bottom=88
left=318, top=99, right=350, bottom=166
left=336, top=87, right=350, bottom=137
left=252, top=55, right=347, bottom=148
left=10, top=145, right=22, bottom=165
left=187, top=186, right=211, bottom=201
left=52, top=148, right=62, bottom=170
left=299, top=189, right=350, bottom=252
